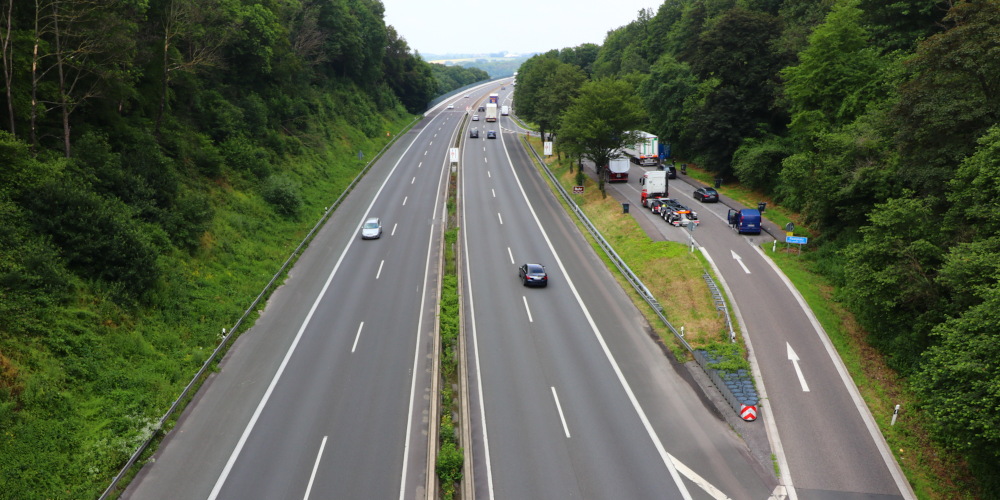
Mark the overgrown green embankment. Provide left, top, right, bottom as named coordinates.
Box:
left=0, top=111, right=415, bottom=498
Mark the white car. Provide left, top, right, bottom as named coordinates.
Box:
left=472, top=114, right=479, bottom=121
left=447, top=103, right=455, bottom=109
left=361, top=217, right=382, bottom=239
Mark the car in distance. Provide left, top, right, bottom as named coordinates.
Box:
left=518, top=263, right=548, bottom=287
left=464, top=94, right=470, bottom=98
left=487, top=130, right=497, bottom=139
left=693, top=187, right=719, bottom=203
left=447, top=103, right=455, bottom=109
left=361, top=217, right=382, bottom=239
left=472, top=114, right=479, bottom=121
left=469, top=128, right=479, bottom=138
left=478, top=105, right=486, bottom=112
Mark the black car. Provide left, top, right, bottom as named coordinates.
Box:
left=694, top=187, right=719, bottom=203
left=478, top=106, right=486, bottom=112
left=487, top=130, right=497, bottom=139
left=469, top=128, right=479, bottom=138
left=518, top=263, right=548, bottom=287
left=663, top=164, right=677, bottom=179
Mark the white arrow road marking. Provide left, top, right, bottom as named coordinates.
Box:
left=787, top=343, right=810, bottom=392
left=731, top=249, right=751, bottom=274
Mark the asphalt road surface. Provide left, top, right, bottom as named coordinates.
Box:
left=125, top=104, right=461, bottom=500
left=602, top=163, right=913, bottom=500
left=459, top=85, right=776, bottom=500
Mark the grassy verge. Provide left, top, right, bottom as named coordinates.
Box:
left=685, top=164, right=973, bottom=499
left=520, top=137, right=737, bottom=361
left=435, top=127, right=463, bottom=499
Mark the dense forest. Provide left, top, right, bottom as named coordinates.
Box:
left=515, top=0, right=1000, bottom=495
left=0, top=0, right=485, bottom=497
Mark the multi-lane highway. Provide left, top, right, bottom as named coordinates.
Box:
left=460, top=86, right=775, bottom=499
left=125, top=96, right=467, bottom=499
left=123, top=79, right=912, bottom=500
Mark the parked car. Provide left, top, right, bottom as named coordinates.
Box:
left=469, top=128, right=479, bottom=138
left=361, top=217, right=382, bottom=239
left=487, top=130, right=497, bottom=139
left=663, top=164, right=677, bottom=179
left=518, top=263, right=548, bottom=287
left=694, top=187, right=719, bottom=203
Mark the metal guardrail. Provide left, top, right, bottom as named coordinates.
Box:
left=100, top=114, right=422, bottom=499
left=519, top=135, right=693, bottom=353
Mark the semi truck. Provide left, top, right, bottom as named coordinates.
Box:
left=485, top=103, right=498, bottom=122
left=623, top=131, right=660, bottom=167
left=488, top=93, right=500, bottom=105
left=601, top=157, right=630, bottom=183
left=639, top=170, right=668, bottom=206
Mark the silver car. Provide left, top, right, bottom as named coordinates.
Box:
left=361, top=217, right=382, bottom=239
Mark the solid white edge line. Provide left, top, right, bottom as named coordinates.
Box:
left=551, top=387, right=571, bottom=438
left=302, top=436, right=327, bottom=500
left=351, top=322, right=363, bottom=353
left=700, top=246, right=792, bottom=500
left=522, top=296, right=533, bottom=323
left=376, top=260, right=384, bottom=280
left=207, top=111, right=436, bottom=500
left=398, top=124, right=452, bottom=500
left=497, top=130, right=694, bottom=500
left=461, top=141, right=497, bottom=500
left=752, top=244, right=916, bottom=500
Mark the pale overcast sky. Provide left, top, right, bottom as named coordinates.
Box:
left=380, top=0, right=660, bottom=57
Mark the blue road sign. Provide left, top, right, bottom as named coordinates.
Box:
left=786, top=236, right=808, bottom=244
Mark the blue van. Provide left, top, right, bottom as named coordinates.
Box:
left=728, top=208, right=761, bottom=235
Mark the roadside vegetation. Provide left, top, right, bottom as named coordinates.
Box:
left=0, top=1, right=487, bottom=497
left=513, top=1, right=996, bottom=496
left=522, top=137, right=732, bottom=359
left=435, top=127, right=464, bottom=499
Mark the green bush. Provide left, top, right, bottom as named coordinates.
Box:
left=261, top=174, right=302, bottom=217
left=221, top=135, right=271, bottom=179
left=436, top=441, right=463, bottom=497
